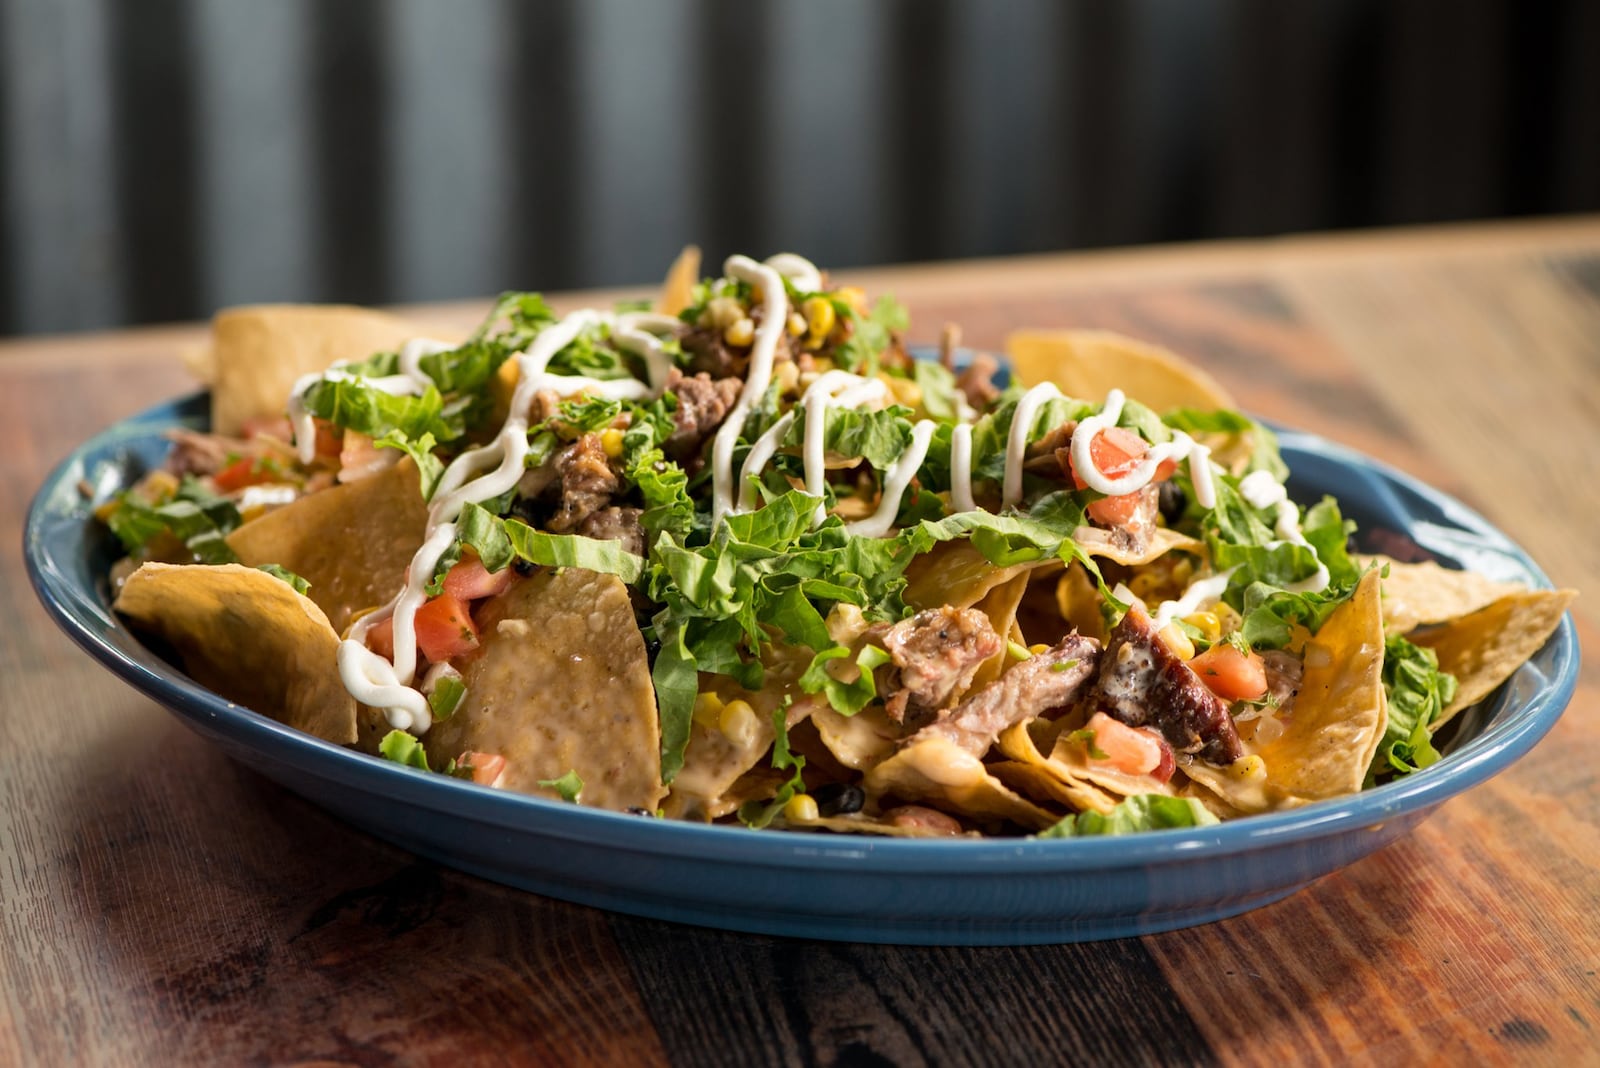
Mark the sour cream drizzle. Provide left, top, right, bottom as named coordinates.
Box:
left=710, top=256, right=791, bottom=525
left=333, top=308, right=676, bottom=732
left=1238, top=469, right=1330, bottom=593
left=1068, top=388, right=1217, bottom=511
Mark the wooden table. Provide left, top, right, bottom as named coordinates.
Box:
left=4, top=219, right=1596, bottom=1066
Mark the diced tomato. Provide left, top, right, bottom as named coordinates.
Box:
left=1189, top=643, right=1269, bottom=702
left=366, top=616, right=395, bottom=660
left=442, top=554, right=514, bottom=602
left=1084, top=711, right=1165, bottom=776
left=1066, top=425, right=1175, bottom=527
left=457, top=751, right=506, bottom=786
left=313, top=418, right=344, bottom=459
left=213, top=456, right=276, bottom=493
left=413, top=594, right=480, bottom=663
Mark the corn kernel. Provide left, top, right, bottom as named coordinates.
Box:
left=719, top=699, right=759, bottom=748
left=774, top=359, right=800, bottom=394
left=1029, top=643, right=1050, bottom=655
left=787, top=311, right=807, bottom=336
left=1127, top=572, right=1164, bottom=600
left=783, top=793, right=819, bottom=823
left=692, top=691, right=724, bottom=729
left=1158, top=623, right=1196, bottom=661
left=724, top=317, right=755, bottom=348
left=884, top=375, right=923, bottom=408
left=599, top=428, right=624, bottom=459
left=833, top=286, right=867, bottom=314
left=802, top=296, right=836, bottom=344
left=707, top=295, right=743, bottom=330
left=1182, top=611, right=1222, bottom=641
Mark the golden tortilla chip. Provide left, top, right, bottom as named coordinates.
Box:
left=995, top=723, right=1116, bottom=814
left=1360, top=555, right=1529, bottom=635
left=209, top=305, right=454, bottom=436
left=422, top=567, right=665, bottom=811
left=226, top=459, right=429, bottom=635
left=1073, top=525, right=1201, bottom=567
left=780, top=810, right=974, bottom=838
left=1188, top=569, right=1387, bottom=812
left=864, top=737, right=1058, bottom=831
left=115, top=563, right=355, bottom=744
left=662, top=646, right=814, bottom=820
left=1005, top=330, right=1236, bottom=412
left=902, top=540, right=1039, bottom=611
left=656, top=245, right=701, bottom=316
left=1415, top=588, right=1576, bottom=726
left=1046, top=724, right=1181, bottom=802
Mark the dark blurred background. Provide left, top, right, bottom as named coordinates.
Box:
left=1, top=0, right=1596, bottom=335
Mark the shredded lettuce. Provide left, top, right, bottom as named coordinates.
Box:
left=375, top=429, right=445, bottom=500
left=427, top=676, right=467, bottom=721
left=107, top=475, right=242, bottom=564
left=1372, top=634, right=1459, bottom=777
left=738, top=706, right=807, bottom=828
left=378, top=729, right=431, bottom=771
left=1038, top=795, right=1218, bottom=838
left=537, top=769, right=585, bottom=802
left=1164, top=408, right=1289, bottom=480
left=256, top=563, right=311, bottom=595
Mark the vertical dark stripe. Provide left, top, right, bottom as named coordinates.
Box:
left=610, top=917, right=1218, bottom=1067
left=1503, top=2, right=1561, bottom=216
left=692, top=0, right=774, bottom=263
left=1325, top=0, right=1385, bottom=229
left=108, top=0, right=200, bottom=324
left=1555, top=0, right=1600, bottom=211
left=309, top=2, right=391, bottom=304
left=504, top=0, right=579, bottom=290
left=0, top=9, right=12, bottom=333
left=883, top=0, right=954, bottom=261
left=1060, top=0, right=1134, bottom=248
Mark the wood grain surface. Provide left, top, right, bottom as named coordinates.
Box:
left=2, top=219, right=1595, bottom=1067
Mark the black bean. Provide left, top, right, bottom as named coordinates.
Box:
left=1157, top=480, right=1187, bottom=523
left=624, top=807, right=654, bottom=817
left=812, top=782, right=865, bottom=816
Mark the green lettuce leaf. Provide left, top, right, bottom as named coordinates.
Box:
left=255, top=564, right=311, bottom=595
left=107, top=475, right=242, bottom=564
left=1037, top=795, right=1219, bottom=838
left=375, top=429, right=445, bottom=500
left=1164, top=408, right=1289, bottom=480
left=537, top=769, right=585, bottom=803
left=379, top=729, right=432, bottom=771
left=1371, top=634, right=1459, bottom=777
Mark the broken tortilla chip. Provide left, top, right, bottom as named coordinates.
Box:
left=226, top=459, right=429, bottom=635
left=1073, top=525, right=1201, bottom=567
left=1188, top=569, right=1387, bottom=812
left=209, top=305, right=457, bottom=436
left=1361, top=555, right=1529, bottom=636
left=1006, top=330, right=1236, bottom=412
left=656, top=245, right=702, bottom=317
left=115, top=563, right=356, bottom=744
left=864, top=736, right=1059, bottom=831
left=422, top=567, right=666, bottom=811
left=1415, top=588, right=1576, bottom=726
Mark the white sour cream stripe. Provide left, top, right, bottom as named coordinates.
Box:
left=710, top=255, right=791, bottom=526
left=1067, top=388, right=1218, bottom=510
left=1237, top=470, right=1330, bottom=594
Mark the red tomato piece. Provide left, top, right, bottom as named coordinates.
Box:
left=413, top=594, right=480, bottom=663
left=443, top=554, right=514, bottom=602
left=458, top=751, right=506, bottom=786
left=213, top=457, right=274, bottom=493
left=1084, top=711, right=1164, bottom=776
left=366, top=616, right=395, bottom=661
left=1066, top=425, right=1173, bottom=527
left=312, top=419, right=344, bottom=459
left=1189, top=643, right=1269, bottom=702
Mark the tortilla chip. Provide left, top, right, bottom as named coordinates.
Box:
left=1047, top=725, right=1181, bottom=802
left=1051, top=563, right=1107, bottom=643
left=422, top=567, right=665, bottom=811
left=226, top=459, right=429, bottom=635
left=1073, top=525, right=1201, bottom=567
left=864, top=737, right=1058, bottom=831
left=1415, top=589, right=1576, bottom=726
left=656, top=245, right=701, bottom=316
left=902, top=540, right=1039, bottom=610
left=1189, top=570, right=1387, bottom=812
left=115, top=563, right=355, bottom=744
left=994, top=722, right=1116, bottom=814
left=209, top=305, right=454, bottom=436
left=662, top=645, right=814, bottom=820
left=812, top=703, right=901, bottom=773
left=1360, top=555, right=1529, bottom=636
left=1005, top=330, right=1236, bottom=412
left=968, top=573, right=1031, bottom=691
left=779, top=810, right=974, bottom=838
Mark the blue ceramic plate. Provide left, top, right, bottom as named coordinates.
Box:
left=26, top=392, right=1579, bottom=945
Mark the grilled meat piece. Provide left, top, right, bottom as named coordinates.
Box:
left=1082, top=606, right=1243, bottom=764
left=875, top=606, right=1005, bottom=726
left=911, top=634, right=1100, bottom=756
